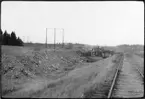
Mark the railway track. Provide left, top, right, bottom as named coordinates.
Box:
left=80, top=53, right=143, bottom=98
left=80, top=53, right=124, bottom=98
left=107, top=53, right=124, bottom=98
left=135, top=66, right=144, bottom=78
left=108, top=53, right=144, bottom=98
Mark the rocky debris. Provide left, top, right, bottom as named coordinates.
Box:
left=2, top=47, right=92, bottom=98
left=2, top=49, right=85, bottom=79
left=2, top=49, right=87, bottom=92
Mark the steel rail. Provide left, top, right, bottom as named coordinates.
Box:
left=80, top=54, right=124, bottom=98
left=107, top=54, right=123, bottom=98
left=135, top=66, right=144, bottom=78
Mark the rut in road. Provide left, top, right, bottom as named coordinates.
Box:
left=111, top=56, right=144, bottom=98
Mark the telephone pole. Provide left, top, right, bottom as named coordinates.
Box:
left=27, top=36, right=29, bottom=43
left=62, top=28, right=64, bottom=48
left=45, top=28, right=63, bottom=51
left=54, top=28, right=56, bottom=52
left=46, top=28, right=47, bottom=48
left=23, top=36, right=25, bottom=43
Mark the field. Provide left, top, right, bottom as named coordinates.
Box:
left=1, top=44, right=144, bottom=98
left=1, top=44, right=103, bottom=96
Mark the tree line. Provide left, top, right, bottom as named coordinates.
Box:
left=0, top=29, right=24, bottom=46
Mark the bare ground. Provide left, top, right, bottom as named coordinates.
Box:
left=2, top=45, right=103, bottom=98
left=2, top=54, right=118, bottom=98
left=2, top=45, right=142, bottom=98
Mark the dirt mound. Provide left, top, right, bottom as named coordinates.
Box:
left=2, top=48, right=85, bottom=92
left=2, top=45, right=104, bottom=97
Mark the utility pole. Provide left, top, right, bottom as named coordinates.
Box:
left=46, top=28, right=47, bottom=48
left=27, top=36, right=28, bottom=43
left=54, top=28, right=56, bottom=52
left=23, top=36, right=25, bottom=43
left=29, top=37, right=30, bottom=43
left=45, top=28, right=63, bottom=51
left=62, top=28, right=64, bottom=48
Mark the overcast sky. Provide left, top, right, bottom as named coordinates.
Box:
left=1, top=1, right=144, bottom=46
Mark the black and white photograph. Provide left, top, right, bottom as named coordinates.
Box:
left=1, top=1, right=144, bottom=98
